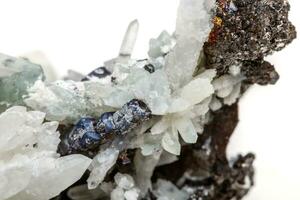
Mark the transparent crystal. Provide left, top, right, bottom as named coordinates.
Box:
left=114, top=173, right=135, bottom=190
left=87, top=148, right=119, bottom=189
left=164, top=0, right=215, bottom=90
left=148, top=31, right=176, bottom=59
left=0, top=53, right=44, bottom=112
left=134, top=150, right=162, bottom=195
left=0, top=106, right=91, bottom=200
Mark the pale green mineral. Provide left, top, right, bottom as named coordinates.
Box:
left=0, top=53, right=44, bottom=112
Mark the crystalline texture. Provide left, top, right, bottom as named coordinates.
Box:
left=111, top=187, right=125, bottom=200
left=134, top=149, right=162, bottom=195
left=114, top=173, right=135, bottom=190
left=0, top=53, right=44, bottom=112
left=25, top=80, right=92, bottom=124
left=164, top=0, right=215, bottom=90
left=87, top=148, right=119, bottom=189
left=148, top=31, right=176, bottom=59
left=0, top=107, right=91, bottom=200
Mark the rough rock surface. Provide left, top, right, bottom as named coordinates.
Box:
left=204, top=0, right=296, bottom=81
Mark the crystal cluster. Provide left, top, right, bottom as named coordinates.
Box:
left=0, top=107, right=91, bottom=200
left=0, top=54, right=44, bottom=112
left=0, top=0, right=296, bottom=200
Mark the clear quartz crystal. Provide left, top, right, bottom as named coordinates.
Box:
left=0, top=106, right=91, bottom=200
left=0, top=0, right=255, bottom=199
left=111, top=187, right=125, bottom=200
left=134, top=149, right=162, bottom=195
left=164, top=0, right=215, bottom=90
left=148, top=31, right=176, bottom=59
left=0, top=53, right=44, bottom=112
left=124, top=188, right=140, bottom=200
left=112, top=173, right=140, bottom=200
left=87, top=148, right=119, bottom=189
left=105, top=19, right=139, bottom=71
left=25, top=80, right=91, bottom=123
left=119, top=20, right=139, bottom=57
left=114, top=173, right=135, bottom=190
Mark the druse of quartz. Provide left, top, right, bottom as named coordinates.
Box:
left=0, top=53, right=44, bottom=112
left=25, top=80, right=91, bottom=123
left=0, top=107, right=92, bottom=200
left=164, top=0, right=215, bottom=90
left=0, top=0, right=296, bottom=199
left=110, top=173, right=140, bottom=200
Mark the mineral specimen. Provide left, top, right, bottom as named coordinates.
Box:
left=58, top=99, right=151, bottom=156
left=0, top=54, right=44, bottom=112
left=204, top=0, right=296, bottom=78
left=0, top=107, right=91, bottom=200
left=0, top=0, right=296, bottom=199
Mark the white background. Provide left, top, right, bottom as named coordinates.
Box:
left=0, top=0, right=299, bottom=199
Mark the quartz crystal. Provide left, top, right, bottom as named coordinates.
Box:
left=87, top=148, right=119, bottom=189
left=111, top=173, right=140, bottom=200
left=148, top=31, right=176, bottom=59
left=0, top=54, right=44, bottom=112
left=25, top=80, right=91, bottom=123
left=0, top=0, right=296, bottom=199
left=0, top=107, right=91, bottom=200
left=164, top=0, right=215, bottom=90
left=134, top=150, right=162, bottom=195
left=114, top=173, right=135, bottom=190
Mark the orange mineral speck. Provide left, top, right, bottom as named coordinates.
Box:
left=214, top=17, right=223, bottom=26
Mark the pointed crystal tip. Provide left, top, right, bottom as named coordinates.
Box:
left=119, top=19, right=139, bottom=57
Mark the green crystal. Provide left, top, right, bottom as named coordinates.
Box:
left=0, top=53, right=44, bottom=112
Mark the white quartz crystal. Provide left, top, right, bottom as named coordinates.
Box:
left=148, top=31, right=176, bottom=59
left=21, top=51, right=58, bottom=82
left=111, top=173, right=140, bottom=200
left=157, top=150, right=178, bottom=166
left=153, top=179, right=189, bottom=200
left=229, top=65, right=241, bottom=76
left=212, top=74, right=244, bottom=91
left=179, top=77, right=214, bottom=107
left=164, top=0, right=215, bottom=90
left=149, top=73, right=215, bottom=155
left=224, top=83, right=242, bottom=105
left=209, top=96, right=222, bottom=111
left=87, top=148, right=119, bottom=189
left=114, top=173, right=135, bottom=190
left=124, top=188, right=140, bottom=200
left=119, top=20, right=139, bottom=58
left=134, top=150, right=162, bottom=195
left=0, top=0, right=249, bottom=199
left=111, top=186, right=125, bottom=200
left=25, top=80, right=90, bottom=124
left=0, top=106, right=91, bottom=200
left=162, top=128, right=181, bottom=155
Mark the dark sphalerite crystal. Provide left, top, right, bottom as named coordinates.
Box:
left=58, top=117, right=102, bottom=155
left=58, top=99, right=151, bottom=156
left=96, top=99, right=152, bottom=136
